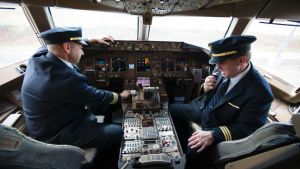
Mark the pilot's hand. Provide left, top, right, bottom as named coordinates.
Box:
left=203, top=75, right=217, bottom=93
left=120, top=90, right=131, bottom=99
left=188, top=130, right=214, bottom=152
left=88, top=35, right=114, bottom=46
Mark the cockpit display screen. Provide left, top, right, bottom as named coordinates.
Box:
left=137, top=56, right=151, bottom=72
left=96, top=58, right=105, bottom=64
left=95, top=57, right=109, bottom=71
left=111, top=57, right=127, bottom=72
left=128, top=64, right=135, bottom=70
left=136, top=77, right=150, bottom=87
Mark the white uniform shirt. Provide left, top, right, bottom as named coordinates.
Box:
left=226, top=63, right=251, bottom=94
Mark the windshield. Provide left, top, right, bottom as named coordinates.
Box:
left=51, top=7, right=231, bottom=48
left=51, top=7, right=137, bottom=40
left=150, top=16, right=231, bottom=47
left=1, top=5, right=299, bottom=89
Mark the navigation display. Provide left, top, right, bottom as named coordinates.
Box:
left=136, top=77, right=150, bottom=87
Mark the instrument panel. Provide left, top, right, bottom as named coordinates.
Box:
left=81, top=40, right=211, bottom=89
left=80, top=41, right=212, bottom=168
left=119, top=87, right=185, bottom=169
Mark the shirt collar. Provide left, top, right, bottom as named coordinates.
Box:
left=227, top=63, right=251, bottom=93
left=57, top=57, right=74, bottom=69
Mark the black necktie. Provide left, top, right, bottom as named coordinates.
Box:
left=201, top=78, right=231, bottom=124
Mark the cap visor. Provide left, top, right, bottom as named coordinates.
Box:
left=79, top=40, right=88, bottom=46
left=209, top=57, right=227, bottom=64
left=73, top=40, right=88, bottom=46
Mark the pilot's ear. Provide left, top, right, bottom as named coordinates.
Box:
left=238, top=55, right=247, bottom=64
left=62, top=42, right=71, bottom=53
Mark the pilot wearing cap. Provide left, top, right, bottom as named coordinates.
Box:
left=208, top=35, right=257, bottom=64
left=169, top=35, right=274, bottom=169
left=40, top=27, right=88, bottom=45
left=22, top=27, right=131, bottom=169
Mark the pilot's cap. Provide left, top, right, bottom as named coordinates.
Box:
left=208, top=35, right=256, bottom=64
left=40, top=27, right=87, bottom=45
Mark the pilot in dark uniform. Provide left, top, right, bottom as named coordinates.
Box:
left=169, top=35, right=274, bottom=169
left=21, top=27, right=131, bottom=169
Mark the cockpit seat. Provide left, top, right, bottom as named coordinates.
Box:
left=212, top=118, right=300, bottom=169
left=291, top=113, right=300, bottom=138
left=0, top=124, right=87, bottom=169
left=0, top=113, right=104, bottom=169
left=79, top=116, right=103, bottom=168
left=81, top=148, right=98, bottom=169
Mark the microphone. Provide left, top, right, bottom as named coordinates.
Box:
left=195, top=70, right=219, bottom=106
left=212, top=71, right=219, bottom=79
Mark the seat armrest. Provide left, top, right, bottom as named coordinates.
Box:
left=212, top=122, right=298, bottom=168
left=291, top=114, right=300, bottom=137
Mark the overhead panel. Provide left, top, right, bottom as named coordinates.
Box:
left=88, top=0, right=250, bottom=16
left=203, top=0, right=248, bottom=8
left=89, top=0, right=200, bottom=15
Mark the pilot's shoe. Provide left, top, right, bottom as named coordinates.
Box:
left=0, top=124, right=85, bottom=169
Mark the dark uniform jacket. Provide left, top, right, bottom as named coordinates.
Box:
left=198, top=64, right=274, bottom=143
left=21, top=47, right=119, bottom=142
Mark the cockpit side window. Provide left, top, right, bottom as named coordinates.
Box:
left=245, top=19, right=300, bottom=88
left=0, top=2, right=40, bottom=69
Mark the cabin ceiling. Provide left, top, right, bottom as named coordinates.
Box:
left=86, top=0, right=249, bottom=16
left=1, top=0, right=300, bottom=19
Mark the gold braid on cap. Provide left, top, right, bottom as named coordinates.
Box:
left=211, top=50, right=237, bottom=57
left=70, top=37, right=83, bottom=41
